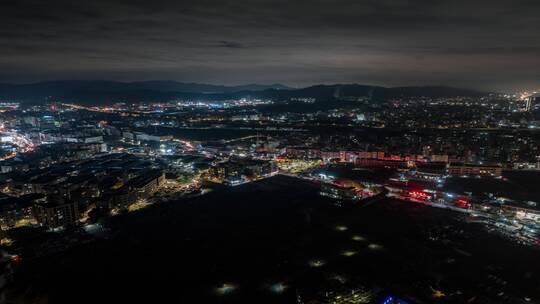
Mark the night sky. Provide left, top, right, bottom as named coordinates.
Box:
left=1, top=0, right=539, bottom=90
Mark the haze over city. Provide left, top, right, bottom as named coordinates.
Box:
left=1, top=0, right=540, bottom=91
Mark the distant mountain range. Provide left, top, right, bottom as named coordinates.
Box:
left=0, top=81, right=488, bottom=104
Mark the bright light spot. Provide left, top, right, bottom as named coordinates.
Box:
left=215, top=283, right=237, bottom=295
left=368, top=244, right=383, bottom=250
left=0, top=238, right=13, bottom=246
left=308, top=259, right=326, bottom=267
left=335, top=225, right=348, bottom=232
left=83, top=223, right=100, bottom=233
left=269, top=282, right=288, bottom=294
left=431, top=287, right=446, bottom=298
left=340, top=250, right=358, bottom=257
left=352, top=235, right=366, bottom=241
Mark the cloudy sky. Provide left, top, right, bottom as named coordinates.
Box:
left=1, top=0, right=539, bottom=91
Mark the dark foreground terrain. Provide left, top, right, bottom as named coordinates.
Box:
left=7, top=176, right=540, bottom=303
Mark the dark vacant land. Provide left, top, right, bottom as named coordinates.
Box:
left=8, top=176, right=540, bottom=303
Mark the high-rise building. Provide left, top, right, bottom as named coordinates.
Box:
left=525, top=94, right=540, bottom=111
left=33, top=199, right=80, bottom=229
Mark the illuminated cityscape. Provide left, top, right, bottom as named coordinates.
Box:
left=1, top=0, right=540, bottom=303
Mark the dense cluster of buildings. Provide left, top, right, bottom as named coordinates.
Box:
left=0, top=153, right=165, bottom=230
left=208, top=158, right=278, bottom=185
left=0, top=92, right=537, bottom=250
left=284, top=148, right=504, bottom=177
left=384, top=167, right=540, bottom=246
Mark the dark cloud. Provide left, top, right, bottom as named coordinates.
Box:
left=0, top=0, right=539, bottom=90
left=217, top=41, right=247, bottom=49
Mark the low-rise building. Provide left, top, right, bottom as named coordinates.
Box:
left=356, top=158, right=412, bottom=169
left=127, top=170, right=165, bottom=198
left=448, top=162, right=502, bottom=177
left=319, top=183, right=360, bottom=201
left=209, top=159, right=278, bottom=185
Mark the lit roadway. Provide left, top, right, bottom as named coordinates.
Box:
left=0, top=126, right=35, bottom=160
left=61, top=103, right=170, bottom=114
left=60, top=103, right=115, bottom=113
left=221, top=135, right=269, bottom=143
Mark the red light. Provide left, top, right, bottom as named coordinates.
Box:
left=455, top=199, right=469, bottom=209
left=409, top=190, right=429, bottom=198
left=333, top=180, right=345, bottom=187
left=10, top=255, right=22, bottom=265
